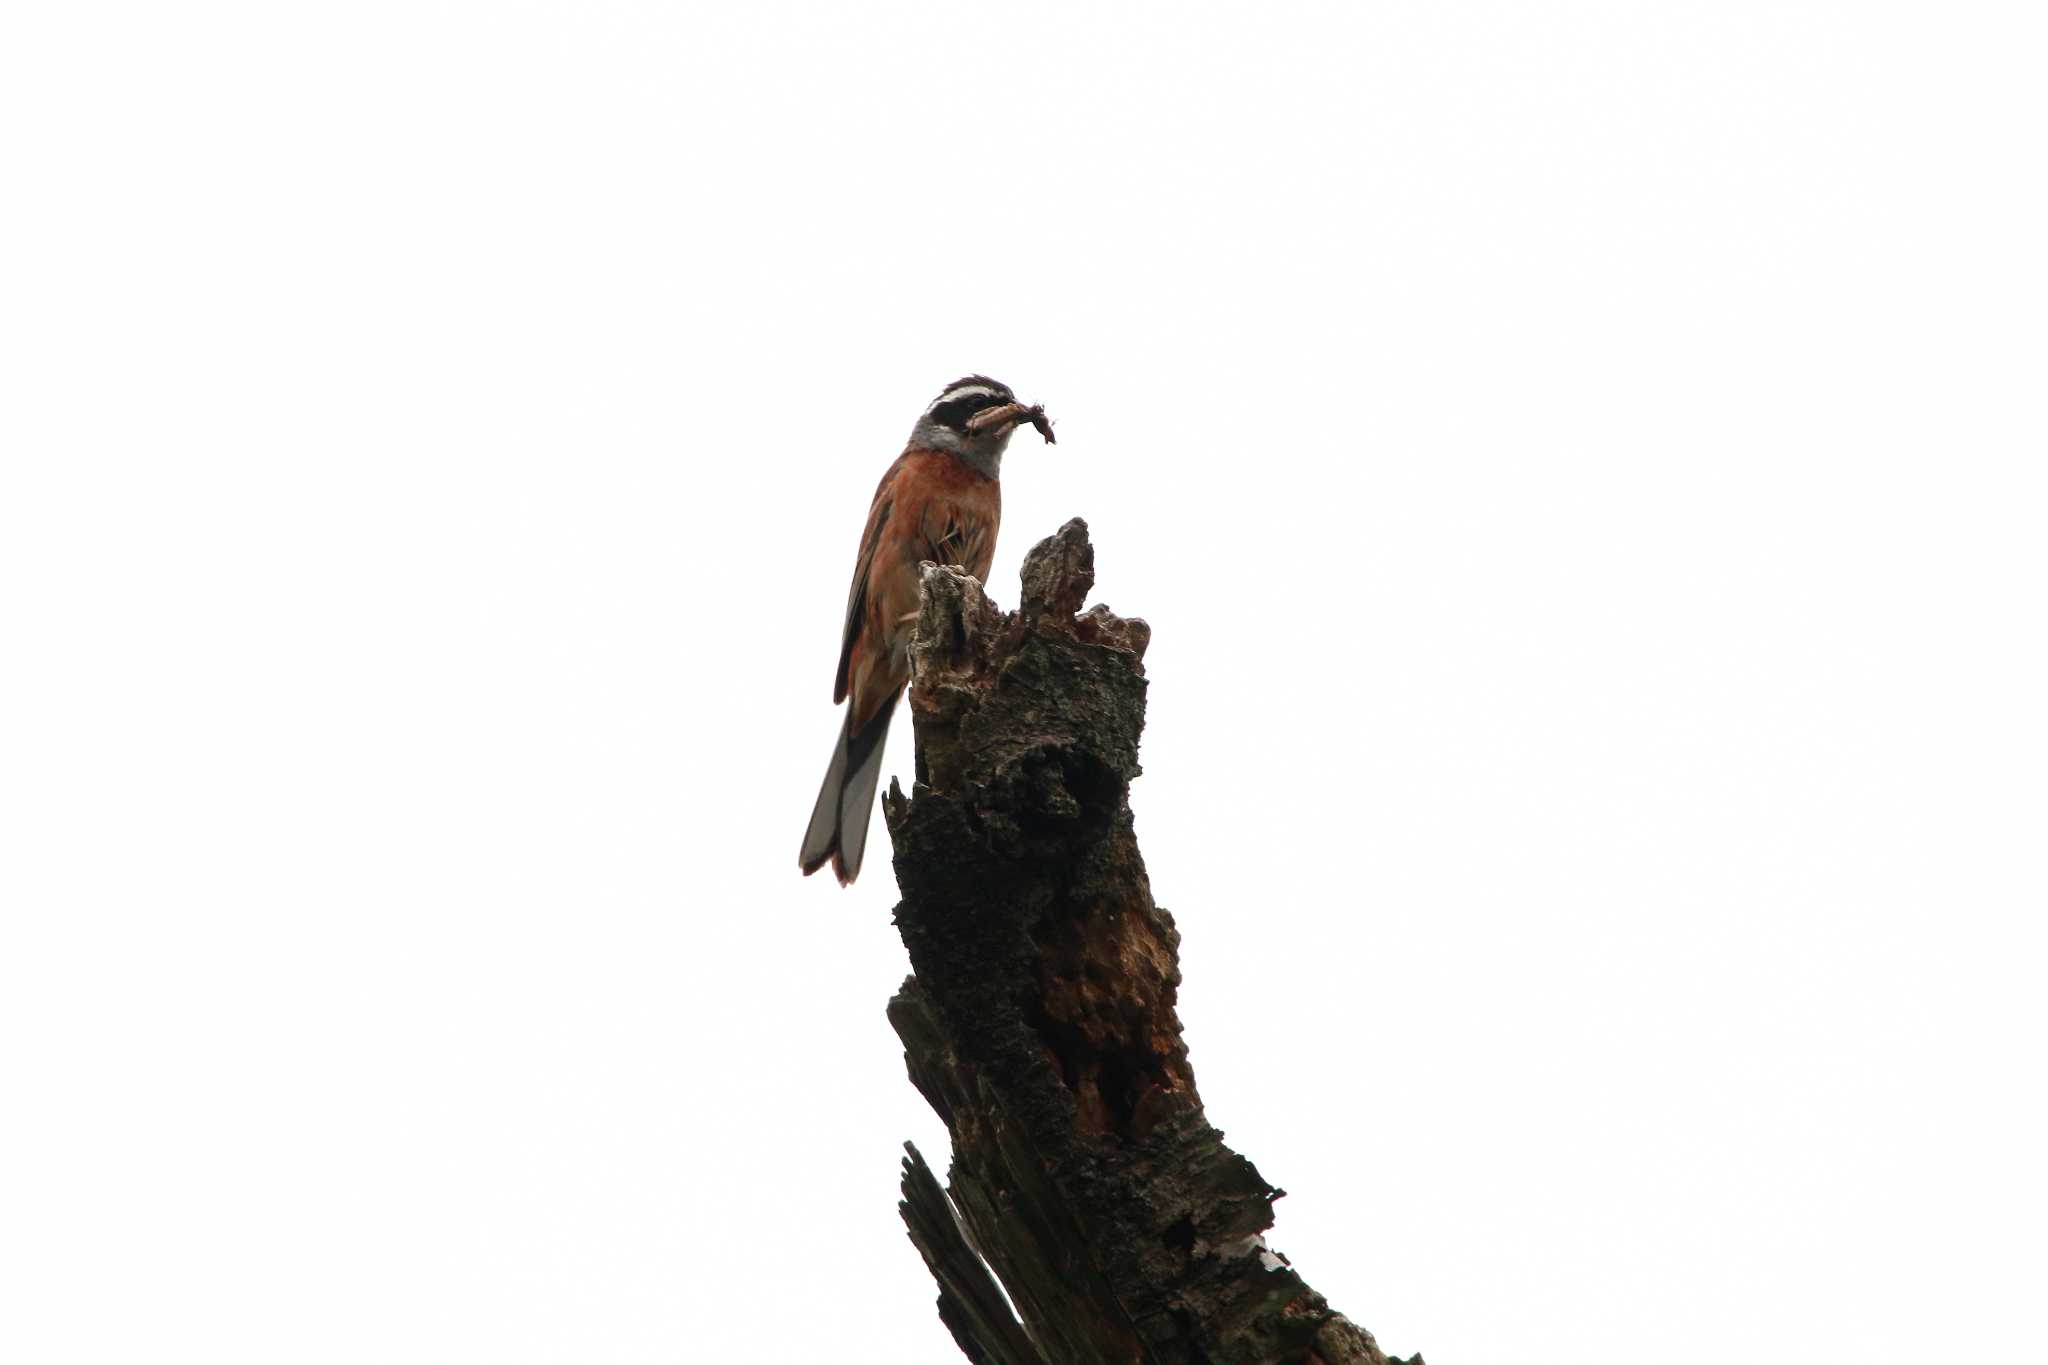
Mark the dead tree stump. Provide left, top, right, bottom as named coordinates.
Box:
left=882, top=519, right=1420, bottom=1365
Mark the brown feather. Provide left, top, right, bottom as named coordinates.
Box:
left=805, top=441, right=1004, bottom=884
left=839, top=448, right=1000, bottom=732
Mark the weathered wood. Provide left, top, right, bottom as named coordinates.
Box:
left=899, top=1140, right=1046, bottom=1365
left=885, top=520, right=1420, bottom=1365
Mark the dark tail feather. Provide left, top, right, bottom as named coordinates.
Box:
left=799, top=700, right=896, bottom=885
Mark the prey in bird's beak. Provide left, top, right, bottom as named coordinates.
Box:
left=966, top=400, right=1056, bottom=445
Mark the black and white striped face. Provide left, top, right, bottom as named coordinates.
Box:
left=905, top=374, right=1047, bottom=478
left=919, top=375, right=1016, bottom=440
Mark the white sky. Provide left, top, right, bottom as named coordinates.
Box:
left=3, top=3, right=2043, bottom=1361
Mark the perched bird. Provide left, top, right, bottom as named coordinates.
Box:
left=800, top=375, right=1055, bottom=885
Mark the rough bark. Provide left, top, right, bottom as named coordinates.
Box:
left=885, top=520, right=1420, bottom=1365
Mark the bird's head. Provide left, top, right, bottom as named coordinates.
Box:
left=908, top=375, right=1054, bottom=476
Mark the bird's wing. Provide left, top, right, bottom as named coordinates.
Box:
left=833, top=457, right=904, bottom=706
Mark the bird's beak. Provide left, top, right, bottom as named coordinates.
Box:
left=966, top=401, right=1057, bottom=445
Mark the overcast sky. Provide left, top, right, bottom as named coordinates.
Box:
left=4, top=3, right=2043, bottom=1362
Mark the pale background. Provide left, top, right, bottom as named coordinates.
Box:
left=3, top=3, right=2043, bottom=1362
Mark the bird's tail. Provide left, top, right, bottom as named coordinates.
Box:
left=799, top=698, right=896, bottom=885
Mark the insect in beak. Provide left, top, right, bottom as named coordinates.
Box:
left=966, top=401, right=1056, bottom=445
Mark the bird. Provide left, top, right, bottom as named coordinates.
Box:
left=800, top=375, right=1055, bottom=885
